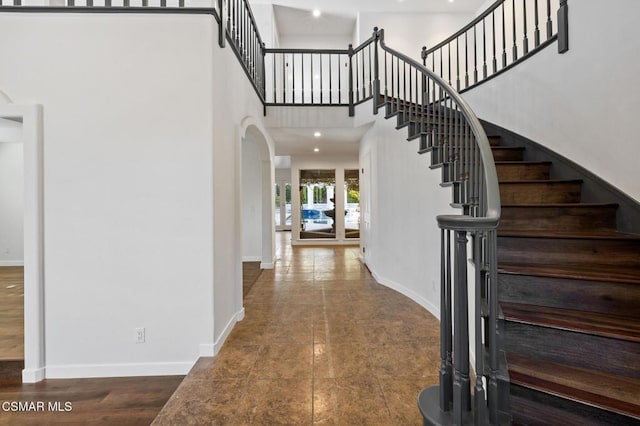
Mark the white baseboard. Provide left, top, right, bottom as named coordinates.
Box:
left=22, top=367, right=45, bottom=383
left=0, top=260, right=24, bottom=267
left=213, top=308, right=245, bottom=355
left=260, top=258, right=275, bottom=269
left=368, top=268, right=441, bottom=320
left=199, top=344, right=215, bottom=357
left=44, top=361, right=194, bottom=379
left=243, top=256, right=262, bottom=262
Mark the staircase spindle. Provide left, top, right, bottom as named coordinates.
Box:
left=464, top=32, right=469, bottom=88
left=546, top=0, right=553, bottom=39
left=533, top=0, right=540, bottom=47
left=502, top=3, right=507, bottom=68
left=523, top=0, right=529, bottom=54
left=492, top=10, right=497, bottom=73
left=453, top=230, right=471, bottom=426
left=440, top=229, right=453, bottom=411
left=512, top=0, right=518, bottom=61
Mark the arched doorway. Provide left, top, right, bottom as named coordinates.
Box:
left=240, top=122, right=275, bottom=300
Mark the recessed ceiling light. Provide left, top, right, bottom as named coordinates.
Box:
left=314, top=74, right=320, bottom=79
left=448, top=0, right=454, bottom=3
left=314, top=131, right=322, bottom=138
left=312, top=9, right=321, bottom=18
left=314, top=148, right=320, bottom=152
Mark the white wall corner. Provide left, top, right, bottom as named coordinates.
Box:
left=213, top=308, right=245, bottom=355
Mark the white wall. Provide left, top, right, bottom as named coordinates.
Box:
left=357, top=12, right=474, bottom=61
left=250, top=3, right=280, bottom=48
left=0, top=142, right=24, bottom=265
left=463, top=0, right=640, bottom=202
left=279, top=35, right=352, bottom=49
left=358, top=107, right=456, bottom=317
left=0, top=12, right=265, bottom=379
left=242, top=138, right=263, bottom=261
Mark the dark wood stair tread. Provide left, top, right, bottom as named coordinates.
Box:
left=499, top=179, right=583, bottom=184
left=497, top=229, right=640, bottom=240
left=501, top=202, right=619, bottom=208
left=498, top=262, right=640, bottom=284
left=507, top=352, right=640, bottom=419
left=501, top=302, right=640, bottom=342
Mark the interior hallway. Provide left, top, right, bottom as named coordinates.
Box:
left=154, top=232, right=441, bottom=425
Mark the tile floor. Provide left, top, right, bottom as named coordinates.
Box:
left=154, top=232, right=441, bottom=425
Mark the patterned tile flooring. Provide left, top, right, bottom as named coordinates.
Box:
left=154, top=232, right=440, bottom=425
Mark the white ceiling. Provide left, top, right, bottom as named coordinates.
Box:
left=269, top=126, right=370, bottom=156
left=252, top=0, right=486, bottom=19
left=274, top=5, right=355, bottom=37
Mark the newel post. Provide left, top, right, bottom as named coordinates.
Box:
left=348, top=43, right=355, bottom=117
left=558, top=0, right=569, bottom=53
left=372, top=27, right=381, bottom=115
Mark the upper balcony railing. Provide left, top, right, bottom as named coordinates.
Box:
left=422, top=0, right=568, bottom=93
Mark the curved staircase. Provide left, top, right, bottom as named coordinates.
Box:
left=492, top=135, right=640, bottom=425
left=382, top=93, right=640, bottom=424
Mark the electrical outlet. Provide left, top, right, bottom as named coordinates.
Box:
left=135, top=327, right=145, bottom=343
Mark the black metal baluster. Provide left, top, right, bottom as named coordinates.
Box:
left=320, top=54, right=324, bottom=104
left=512, top=0, right=518, bottom=61
left=368, top=43, right=373, bottom=99
left=439, top=47, right=443, bottom=81
left=492, top=10, right=497, bottom=73
left=464, top=32, right=469, bottom=89
left=311, top=53, right=314, bottom=104
left=361, top=49, right=366, bottom=99
left=546, top=0, right=553, bottom=39
left=282, top=54, right=286, bottom=103
left=355, top=52, right=360, bottom=103
left=523, top=0, right=529, bottom=55
left=534, top=0, right=541, bottom=47
left=456, top=38, right=460, bottom=91
left=339, top=54, right=343, bottom=105
left=384, top=51, right=388, bottom=102
left=502, top=3, right=507, bottom=68
left=475, top=24, right=480, bottom=83
left=448, top=44, right=452, bottom=86
left=348, top=45, right=354, bottom=116
left=302, top=53, right=305, bottom=103
left=272, top=53, right=276, bottom=103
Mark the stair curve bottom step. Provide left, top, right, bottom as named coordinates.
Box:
left=507, top=353, right=640, bottom=425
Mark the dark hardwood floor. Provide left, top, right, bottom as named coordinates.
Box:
left=0, top=376, right=184, bottom=425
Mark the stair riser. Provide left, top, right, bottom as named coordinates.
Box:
left=498, top=274, right=640, bottom=318
left=497, top=236, right=640, bottom=268
left=499, top=182, right=582, bottom=204
left=492, top=148, right=524, bottom=161
left=499, top=205, right=618, bottom=232
left=510, top=384, right=634, bottom=426
left=504, top=322, right=640, bottom=378
left=496, top=163, right=551, bottom=181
